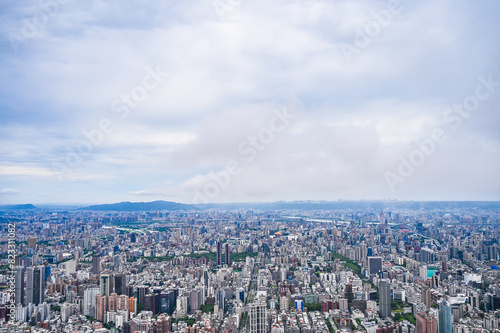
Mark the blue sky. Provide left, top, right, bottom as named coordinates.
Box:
left=1, top=0, right=499, bottom=205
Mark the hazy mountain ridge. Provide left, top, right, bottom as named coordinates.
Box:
left=79, top=200, right=195, bottom=211
left=0, top=204, right=38, bottom=210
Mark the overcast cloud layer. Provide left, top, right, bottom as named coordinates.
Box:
left=1, top=0, right=499, bottom=205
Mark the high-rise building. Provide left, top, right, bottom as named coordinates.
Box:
left=416, top=312, right=438, bottom=333
left=129, top=296, right=137, bottom=315
left=345, top=284, right=354, bottom=304
left=280, top=296, right=288, bottom=311
left=360, top=243, right=368, bottom=260
left=339, top=298, right=348, bottom=312
left=217, top=241, right=222, bottom=266
left=100, top=274, right=113, bottom=296
left=13, top=266, right=24, bottom=305
left=487, top=245, right=497, bottom=260
left=26, top=266, right=45, bottom=305
left=114, top=274, right=127, bottom=295
left=92, top=254, right=101, bottom=275
left=295, top=299, right=303, bottom=311
left=420, top=265, right=428, bottom=280
left=237, top=288, right=245, bottom=303
left=441, top=261, right=448, bottom=273
left=368, top=257, right=383, bottom=276
left=190, top=289, right=201, bottom=313
left=216, top=289, right=225, bottom=310
left=95, top=295, right=107, bottom=322
left=145, top=293, right=159, bottom=314
left=225, top=243, right=230, bottom=266
left=203, top=271, right=209, bottom=290
left=27, top=237, right=37, bottom=249
left=159, top=291, right=176, bottom=314
left=61, top=303, right=72, bottom=323
left=249, top=302, right=267, bottom=333
left=422, top=288, right=431, bottom=310
left=379, top=280, right=391, bottom=318
left=176, top=295, right=189, bottom=314
left=421, top=248, right=436, bottom=264
left=438, top=302, right=452, bottom=333
left=83, top=287, right=100, bottom=316
left=432, top=275, right=439, bottom=289
left=138, top=286, right=148, bottom=305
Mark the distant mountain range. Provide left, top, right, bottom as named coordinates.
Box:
left=79, top=200, right=195, bottom=211
left=0, top=204, right=38, bottom=210
left=1, top=201, right=500, bottom=212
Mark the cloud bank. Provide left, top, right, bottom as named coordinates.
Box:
left=1, top=0, right=499, bottom=204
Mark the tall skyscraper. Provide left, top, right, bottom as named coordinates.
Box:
left=13, top=266, right=24, bottom=305
left=145, top=293, right=159, bottom=314
left=368, top=257, right=383, bottom=276
left=190, top=289, right=201, bottom=313
left=92, top=254, right=101, bottom=275
left=161, top=290, right=176, bottom=315
left=216, top=289, right=225, bottom=310
left=249, top=302, right=267, bottom=333
left=345, top=284, right=354, bottom=304
left=100, top=274, right=113, bottom=296
left=26, top=266, right=45, bottom=305
left=379, top=279, right=391, bottom=318
left=203, top=271, right=209, bottom=290
left=217, top=241, right=222, bottom=266
left=83, top=287, right=100, bottom=316
left=225, top=243, right=230, bottom=265
left=438, top=302, right=452, bottom=333
left=114, top=274, right=127, bottom=295
left=138, top=286, right=148, bottom=305
left=360, top=243, right=368, bottom=260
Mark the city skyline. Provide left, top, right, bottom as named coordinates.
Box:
left=1, top=1, right=500, bottom=205
left=2, top=205, right=499, bottom=331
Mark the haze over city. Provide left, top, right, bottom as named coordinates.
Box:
left=1, top=0, right=500, bottom=205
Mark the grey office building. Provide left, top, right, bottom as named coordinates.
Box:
left=26, top=266, right=45, bottom=305
left=368, top=257, right=383, bottom=276
left=379, top=279, right=391, bottom=318
left=13, top=266, right=24, bottom=305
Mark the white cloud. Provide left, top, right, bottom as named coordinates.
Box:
left=0, top=188, right=20, bottom=196
left=1, top=0, right=499, bottom=203
left=0, top=165, right=57, bottom=177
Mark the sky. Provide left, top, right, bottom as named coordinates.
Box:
left=0, top=0, right=499, bottom=205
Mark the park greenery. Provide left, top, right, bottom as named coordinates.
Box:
left=200, top=304, right=214, bottom=313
